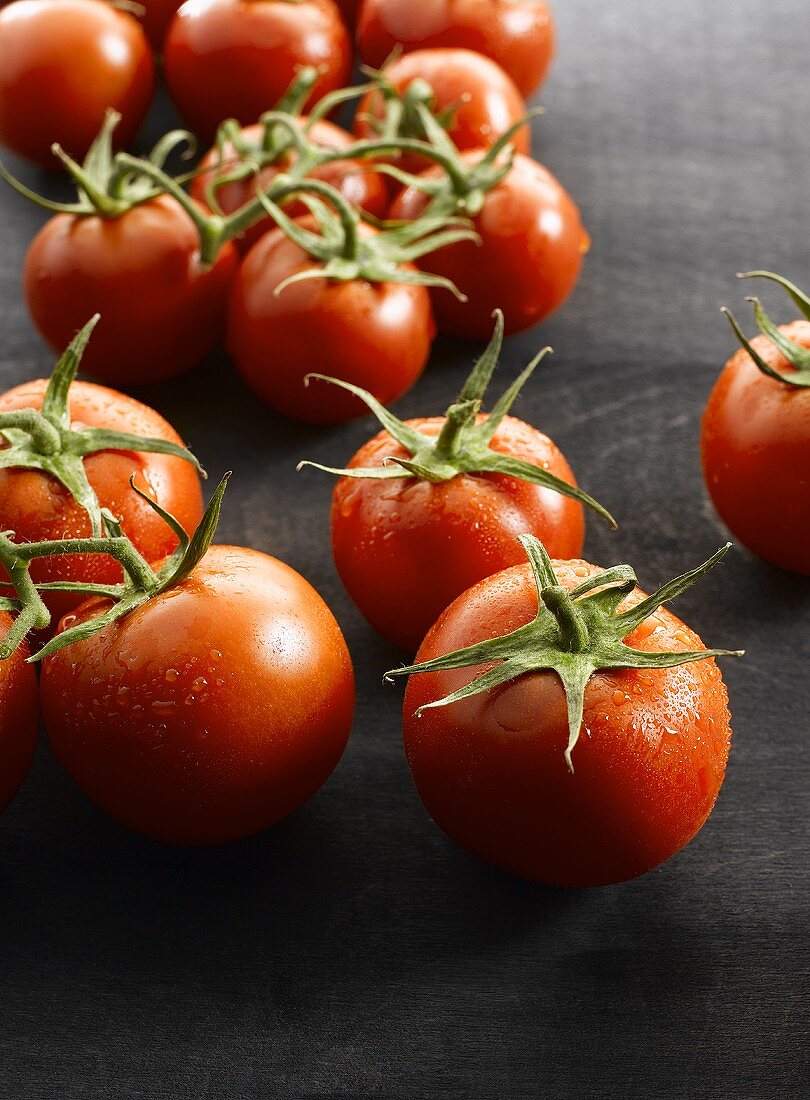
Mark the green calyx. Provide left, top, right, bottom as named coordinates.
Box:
left=386, top=536, right=743, bottom=772
left=299, top=310, right=615, bottom=526
left=377, top=102, right=542, bottom=218
left=723, top=271, right=810, bottom=388
left=253, top=178, right=477, bottom=295
left=0, top=317, right=204, bottom=537
left=0, top=474, right=230, bottom=663
left=356, top=67, right=462, bottom=148
left=0, top=110, right=195, bottom=219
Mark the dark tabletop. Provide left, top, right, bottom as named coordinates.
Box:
left=0, top=1, right=808, bottom=1097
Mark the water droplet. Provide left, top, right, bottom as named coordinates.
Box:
left=165, top=668, right=179, bottom=682
left=191, top=676, right=207, bottom=692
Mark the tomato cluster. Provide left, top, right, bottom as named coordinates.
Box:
left=2, top=0, right=800, bottom=890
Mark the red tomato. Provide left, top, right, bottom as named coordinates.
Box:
left=40, top=546, right=355, bottom=845
left=389, top=151, right=589, bottom=338
left=403, top=558, right=732, bottom=886
left=333, top=0, right=360, bottom=26
left=0, top=0, right=155, bottom=170
left=164, top=0, right=352, bottom=142
left=332, top=416, right=584, bottom=651
left=139, top=0, right=182, bottom=50
left=0, top=617, right=38, bottom=813
left=227, top=219, right=435, bottom=424
left=0, top=377, right=203, bottom=625
left=191, top=119, right=388, bottom=255
left=702, top=320, right=810, bottom=575
left=357, top=0, right=555, bottom=98
left=23, top=195, right=238, bottom=385
left=353, top=48, right=529, bottom=173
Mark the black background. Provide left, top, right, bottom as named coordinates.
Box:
left=0, top=1, right=808, bottom=1097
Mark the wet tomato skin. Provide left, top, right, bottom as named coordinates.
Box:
left=0, top=377, right=204, bottom=626
left=164, top=0, right=351, bottom=143
left=40, top=546, right=355, bottom=845
left=332, top=415, right=585, bottom=651
left=403, top=559, right=732, bottom=887
left=0, top=615, right=38, bottom=813
left=357, top=0, right=555, bottom=98
left=191, top=119, right=388, bottom=256
left=227, top=219, right=435, bottom=424
left=0, top=0, right=155, bottom=169
left=389, top=151, right=588, bottom=339
left=701, top=320, right=810, bottom=575
left=23, top=196, right=238, bottom=385
left=353, top=48, right=529, bottom=174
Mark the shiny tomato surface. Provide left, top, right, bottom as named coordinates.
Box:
left=165, top=0, right=351, bottom=142
left=332, top=415, right=585, bottom=651
left=0, top=377, right=203, bottom=625
left=191, top=119, right=388, bottom=255
left=0, top=0, right=155, bottom=169
left=0, top=615, right=38, bottom=813
left=403, top=559, right=732, bottom=886
left=702, top=320, right=810, bottom=574
left=389, top=151, right=588, bottom=338
left=227, top=219, right=435, bottom=424
left=23, top=196, right=238, bottom=385
left=40, top=546, right=355, bottom=845
left=353, top=48, right=529, bottom=174
left=357, top=0, right=555, bottom=97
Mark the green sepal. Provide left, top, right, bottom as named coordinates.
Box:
left=0, top=319, right=204, bottom=536
left=386, top=537, right=742, bottom=772
left=298, top=311, right=616, bottom=527
left=0, top=110, right=195, bottom=218
left=723, top=271, right=810, bottom=387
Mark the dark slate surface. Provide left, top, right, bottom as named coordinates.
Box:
left=0, top=2, right=807, bottom=1097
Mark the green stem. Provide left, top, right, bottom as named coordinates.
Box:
left=542, top=586, right=590, bottom=652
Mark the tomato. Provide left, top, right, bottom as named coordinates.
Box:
left=357, top=0, right=555, bottom=98
left=390, top=151, right=588, bottom=338
left=702, top=319, right=810, bottom=575
left=164, top=0, right=352, bottom=142
left=0, top=618, right=38, bottom=813
left=333, top=0, right=360, bottom=26
left=191, top=119, right=388, bottom=256
left=353, top=48, right=529, bottom=174
left=40, top=545, right=355, bottom=845
left=0, top=377, right=204, bottom=626
left=332, top=417, right=584, bottom=651
left=401, top=556, right=733, bottom=886
left=139, top=0, right=182, bottom=50
left=227, top=218, right=435, bottom=424
left=0, top=0, right=155, bottom=170
left=23, top=195, right=238, bottom=385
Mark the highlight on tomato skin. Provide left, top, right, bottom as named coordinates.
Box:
left=390, top=542, right=739, bottom=888
left=0, top=615, right=38, bottom=814
left=39, top=545, right=356, bottom=846
left=0, top=0, right=156, bottom=170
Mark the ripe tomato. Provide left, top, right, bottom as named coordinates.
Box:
left=164, top=0, right=352, bottom=142
left=353, top=48, right=529, bottom=173
left=0, top=617, right=38, bottom=813
left=402, top=557, right=733, bottom=886
left=0, top=0, right=155, bottom=170
left=0, top=377, right=203, bottom=626
left=227, top=218, right=435, bottom=424
left=390, top=151, right=588, bottom=338
left=333, top=0, right=360, bottom=26
left=702, top=319, right=810, bottom=575
left=332, top=417, right=584, bottom=651
left=191, top=119, right=388, bottom=256
left=357, top=0, right=555, bottom=98
left=138, top=0, right=182, bottom=50
left=23, top=195, right=238, bottom=385
left=40, top=546, right=355, bottom=845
